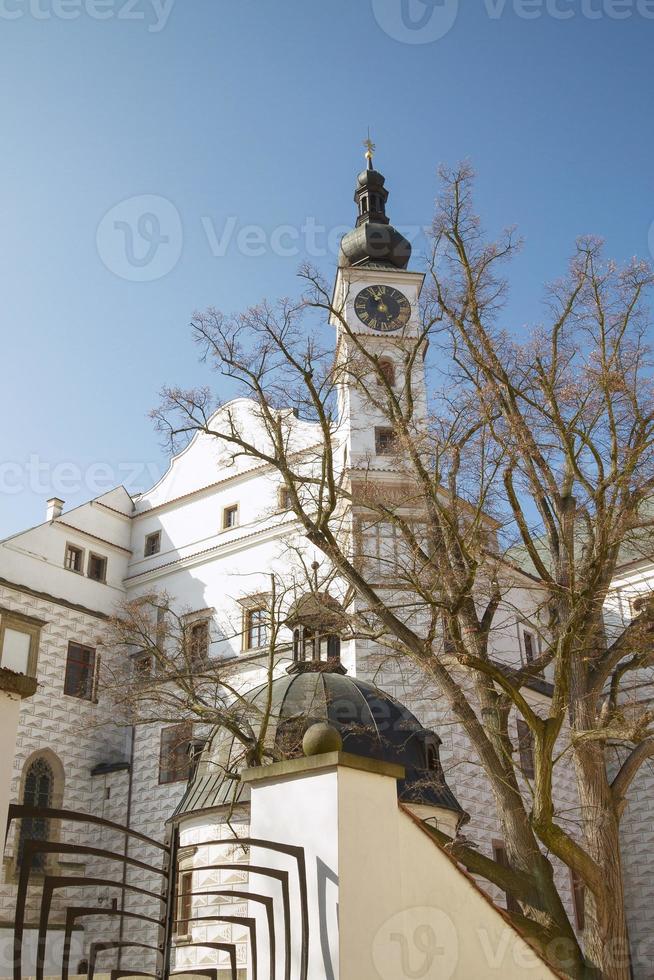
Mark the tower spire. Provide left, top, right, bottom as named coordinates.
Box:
left=363, top=129, right=376, bottom=170
left=337, top=145, right=412, bottom=270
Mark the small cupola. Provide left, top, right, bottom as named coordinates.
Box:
left=286, top=591, right=346, bottom=674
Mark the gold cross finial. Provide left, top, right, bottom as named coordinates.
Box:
left=364, top=129, right=376, bottom=168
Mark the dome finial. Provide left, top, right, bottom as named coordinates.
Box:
left=363, top=128, right=376, bottom=170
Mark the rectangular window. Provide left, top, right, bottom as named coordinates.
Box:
left=571, top=869, right=585, bottom=931
left=278, top=486, right=292, bottom=511
left=222, top=504, right=239, bottom=530
left=516, top=719, right=535, bottom=779
left=144, top=531, right=161, bottom=557
left=492, top=841, right=520, bottom=914
left=245, top=607, right=268, bottom=651
left=176, top=870, right=193, bottom=936
left=159, top=723, right=192, bottom=784
left=523, top=629, right=536, bottom=664
left=65, top=544, right=84, bottom=573
left=1, top=628, right=32, bottom=674
left=188, top=621, right=209, bottom=666
left=0, top=612, right=42, bottom=677
left=64, top=642, right=97, bottom=700
left=87, top=553, right=107, bottom=583
left=375, top=427, right=396, bottom=456
left=522, top=628, right=545, bottom=678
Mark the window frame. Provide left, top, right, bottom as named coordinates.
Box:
left=159, top=723, right=193, bottom=785
left=0, top=609, right=42, bottom=678
left=87, top=552, right=108, bottom=584
left=516, top=719, right=535, bottom=779
left=144, top=531, right=162, bottom=557
left=64, top=543, right=85, bottom=575
left=521, top=625, right=544, bottom=678
left=188, top=619, right=210, bottom=666
left=278, top=486, right=292, bottom=511
left=374, top=426, right=397, bottom=456
left=222, top=504, right=239, bottom=530
left=63, top=641, right=97, bottom=701
left=243, top=606, right=268, bottom=652
left=175, top=870, right=194, bottom=938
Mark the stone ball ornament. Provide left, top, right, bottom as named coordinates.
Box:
left=302, top=722, right=343, bottom=757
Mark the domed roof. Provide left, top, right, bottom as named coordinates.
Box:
left=176, top=669, right=465, bottom=819
left=338, top=156, right=412, bottom=271
left=339, top=222, right=412, bottom=270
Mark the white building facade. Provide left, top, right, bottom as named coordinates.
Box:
left=0, top=158, right=652, bottom=979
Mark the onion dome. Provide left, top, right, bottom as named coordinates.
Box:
left=339, top=141, right=412, bottom=270
left=175, top=666, right=466, bottom=826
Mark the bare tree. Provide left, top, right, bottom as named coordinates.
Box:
left=152, top=165, right=654, bottom=979
left=102, top=574, right=294, bottom=790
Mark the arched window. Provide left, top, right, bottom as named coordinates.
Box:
left=378, top=358, right=396, bottom=387
left=19, top=757, right=54, bottom=870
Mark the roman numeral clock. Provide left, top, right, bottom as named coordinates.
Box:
left=354, top=284, right=412, bottom=333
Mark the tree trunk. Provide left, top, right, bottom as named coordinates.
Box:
left=575, top=741, right=631, bottom=980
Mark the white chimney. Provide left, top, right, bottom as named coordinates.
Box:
left=46, top=497, right=64, bottom=521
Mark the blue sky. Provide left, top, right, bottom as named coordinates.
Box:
left=1, top=0, right=652, bottom=537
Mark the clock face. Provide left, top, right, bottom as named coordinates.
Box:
left=354, top=284, right=412, bottom=333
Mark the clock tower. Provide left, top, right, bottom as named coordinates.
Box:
left=331, top=141, right=427, bottom=466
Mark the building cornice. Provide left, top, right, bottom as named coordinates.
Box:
left=0, top=576, right=109, bottom=620
left=124, top=515, right=299, bottom=584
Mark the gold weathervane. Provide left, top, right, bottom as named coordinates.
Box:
left=364, top=129, right=376, bottom=168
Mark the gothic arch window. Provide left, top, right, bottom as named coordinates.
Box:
left=15, top=750, right=64, bottom=874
